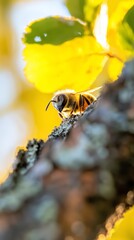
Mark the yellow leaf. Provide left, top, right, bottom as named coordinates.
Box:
left=107, top=58, right=124, bottom=80
left=107, top=0, right=134, bottom=58
left=107, top=0, right=134, bottom=24
left=84, top=0, right=104, bottom=23
left=107, top=206, right=134, bottom=240
left=23, top=36, right=105, bottom=93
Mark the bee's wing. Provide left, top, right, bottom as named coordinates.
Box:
left=76, top=86, right=102, bottom=94
left=87, top=86, right=102, bottom=93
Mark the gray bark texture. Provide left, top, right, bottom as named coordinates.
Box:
left=0, top=59, right=134, bottom=240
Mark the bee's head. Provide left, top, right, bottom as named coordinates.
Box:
left=53, top=94, right=68, bottom=112
left=46, top=94, right=67, bottom=112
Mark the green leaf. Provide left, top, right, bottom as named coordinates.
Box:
left=65, top=0, right=85, bottom=21
left=123, top=5, right=134, bottom=32
left=65, top=0, right=103, bottom=33
left=119, top=5, right=134, bottom=51
left=23, top=16, right=87, bottom=45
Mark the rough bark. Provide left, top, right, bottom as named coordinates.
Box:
left=0, top=60, right=134, bottom=240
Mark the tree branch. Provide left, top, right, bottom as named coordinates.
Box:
left=0, top=60, right=134, bottom=240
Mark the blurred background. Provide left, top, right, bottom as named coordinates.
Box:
left=0, top=0, right=70, bottom=183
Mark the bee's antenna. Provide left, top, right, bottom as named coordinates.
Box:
left=45, top=100, right=56, bottom=111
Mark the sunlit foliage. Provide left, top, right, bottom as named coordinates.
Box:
left=23, top=1, right=134, bottom=95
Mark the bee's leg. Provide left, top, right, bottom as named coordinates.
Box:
left=79, top=94, right=84, bottom=113
left=70, top=102, right=77, bottom=116
left=58, top=112, right=63, bottom=119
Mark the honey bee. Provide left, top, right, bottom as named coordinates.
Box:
left=46, top=86, right=102, bottom=119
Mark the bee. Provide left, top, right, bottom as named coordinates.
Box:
left=45, top=86, right=102, bottom=119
